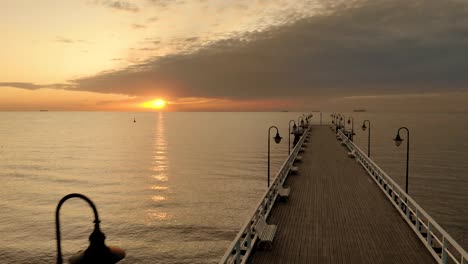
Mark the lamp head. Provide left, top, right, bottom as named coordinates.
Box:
left=69, top=224, right=125, bottom=264
left=393, top=133, right=403, bottom=147
left=274, top=132, right=282, bottom=144
left=361, top=124, right=367, bottom=131
left=347, top=119, right=351, bottom=124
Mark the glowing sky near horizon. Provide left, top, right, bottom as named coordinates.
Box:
left=2, top=0, right=468, bottom=111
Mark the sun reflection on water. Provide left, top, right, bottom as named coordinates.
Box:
left=151, top=195, right=167, bottom=202
left=148, top=112, right=170, bottom=219
left=151, top=185, right=169, bottom=190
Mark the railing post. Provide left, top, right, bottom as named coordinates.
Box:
left=442, top=237, right=448, bottom=264
left=427, top=222, right=432, bottom=246
left=235, top=240, right=241, bottom=264
left=416, top=210, right=420, bottom=231
left=246, top=228, right=252, bottom=249
left=406, top=199, right=410, bottom=219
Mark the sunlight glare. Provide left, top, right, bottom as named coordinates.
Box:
left=142, top=99, right=166, bottom=109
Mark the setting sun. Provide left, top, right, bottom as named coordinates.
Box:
left=142, top=99, right=166, bottom=109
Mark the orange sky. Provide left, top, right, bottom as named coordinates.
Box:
left=2, top=1, right=468, bottom=112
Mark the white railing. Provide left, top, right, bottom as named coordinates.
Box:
left=337, top=129, right=468, bottom=264
left=219, top=126, right=311, bottom=264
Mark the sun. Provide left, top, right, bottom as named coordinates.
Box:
left=142, top=99, right=166, bottom=109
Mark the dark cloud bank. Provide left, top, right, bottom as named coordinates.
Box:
left=5, top=0, right=468, bottom=101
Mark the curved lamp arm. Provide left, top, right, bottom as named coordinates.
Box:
left=56, top=193, right=100, bottom=264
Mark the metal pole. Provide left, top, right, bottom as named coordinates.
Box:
left=268, top=128, right=271, bottom=188
left=406, top=132, right=409, bottom=194
left=56, top=193, right=100, bottom=264
left=288, top=120, right=295, bottom=156
left=397, top=127, right=410, bottom=194
left=268, top=126, right=280, bottom=188
left=363, top=120, right=371, bottom=157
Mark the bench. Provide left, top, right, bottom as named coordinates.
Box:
left=341, top=140, right=347, bottom=146
left=289, top=166, right=299, bottom=175
left=295, top=155, right=303, bottom=162
left=255, top=215, right=277, bottom=250
left=277, top=184, right=290, bottom=201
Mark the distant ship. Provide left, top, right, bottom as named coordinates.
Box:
left=353, top=109, right=366, bottom=112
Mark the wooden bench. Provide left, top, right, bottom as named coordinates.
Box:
left=255, top=215, right=277, bottom=250
left=277, top=184, right=290, bottom=201
left=289, top=166, right=299, bottom=175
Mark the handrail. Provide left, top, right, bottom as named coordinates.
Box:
left=219, top=126, right=311, bottom=264
left=337, top=129, right=468, bottom=264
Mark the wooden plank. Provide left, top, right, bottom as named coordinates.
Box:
left=248, top=125, right=436, bottom=264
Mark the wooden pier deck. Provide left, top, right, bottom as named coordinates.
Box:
left=248, top=125, right=435, bottom=264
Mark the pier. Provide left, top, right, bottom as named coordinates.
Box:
left=220, top=125, right=468, bottom=264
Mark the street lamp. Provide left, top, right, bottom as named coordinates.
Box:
left=393, top=127, right=410, bottom=194
left=298, top=117, right=304, bottom=135
left=335, top=114, right=340, bottom=133
left=361, top=120, right=371, bottom=157
left=288, top=120, right=297, bottom=155
left=268, top=126, right=282, bottom=187
left=347, top=117, right=354, bottom=141
left=56, top=193, right=125, bottom=264
left=340, top=115, right=346, bottom=131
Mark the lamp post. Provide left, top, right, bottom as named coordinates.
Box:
left=288, top=120, right=297, bottom=155
left=298, top=117, right=305, bottom=135
left=268, top=126, right=282, bottom=187
left=393, top=127, right=410, bottom=194
left=334, top=114, right=339, bottom=133
left=362, top=120, right=371, bottom=157
left=56, top=193, right=125, bottom=264
left=340, top=115, right=346, bottom=132
left=347, top=117, right=354, bottom=140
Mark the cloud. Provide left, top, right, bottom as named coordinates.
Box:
left=185, top=37, right=199, bottom=42
left=11, top=0, right=468, bottom=103
left=0, top=82, right=71, bottom=90
left=56, top=37, right=84, bottom=44
left=101, top=1, right=139, bottom=12
left=132, top=24, right=146, bottom=29
left=146, top=0, right=183, bottom=8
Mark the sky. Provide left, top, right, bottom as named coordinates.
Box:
left=1, top=0, right=468, bottom=111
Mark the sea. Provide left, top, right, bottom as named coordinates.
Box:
left=0, top=112, right=466, bottom=263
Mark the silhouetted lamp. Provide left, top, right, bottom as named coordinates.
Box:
left=268, top=126, right=282, bottom=187
left=274, top=132, right=282, bottom=144
left=393, top=127, right=410, bottom=194
left=393, top=133, right=403, bottom=146
left=56, top=193, right=125, bottom=264
left=362, top=120, right=371, bottom=157
left=288, top=120, right=296, bottom=155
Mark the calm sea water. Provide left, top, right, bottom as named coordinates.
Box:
left=0, top=112, right=466, bottom=263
